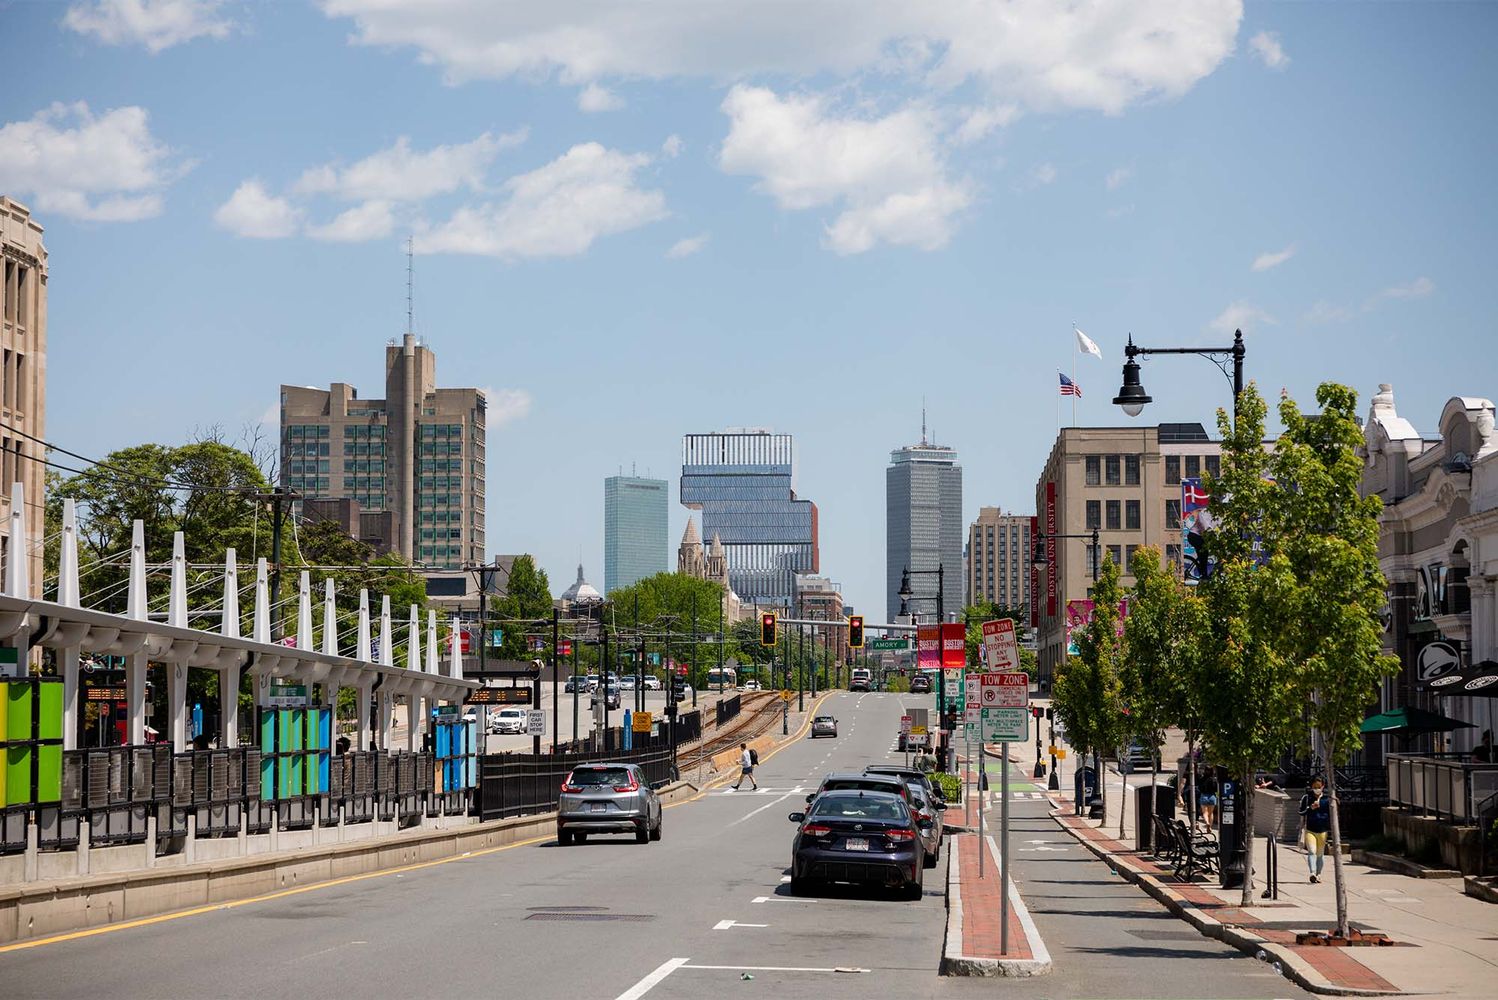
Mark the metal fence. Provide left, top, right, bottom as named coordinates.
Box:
left=474, top=745, right=675, bottom=822
left=716, top=695, right=742, bottom=728
left=1387, top=753, right=1498, bottom=822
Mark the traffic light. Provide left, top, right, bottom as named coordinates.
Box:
left=671, top=676, right=687, bottom=702
left=1030, top=706, right=1044, bottom=720
left=760, top=612, right=777, bottom=647
left=847, top=615, right=864, bottom=649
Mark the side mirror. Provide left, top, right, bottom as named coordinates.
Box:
left=805, top=793, right=815, bottom=803
left=917, top=819, right=934, bottom=830
left=934, top=801, right=948, bottom=811
left=788, top=812, right=805, bottom=823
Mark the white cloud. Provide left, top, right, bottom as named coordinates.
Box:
left=719, top=85, right=971, bottom=254
left=1031, top=162, right=1058, bottom=186
left=421, top=142, right=667, bottom=258
left=321, top=1, right=1242, bottom=117
left=293, top=131, right=524, bottom=202
left=661, top=134, right=684, bottom=159
left=64, top=0, right=231, bottom=53
left=0, top=102, right=183, bottom=221
left=952, top=104, right=1019, bottom=145
left=1208, top=300, right=1275, bottom=334
left=1303, top=300, right=1354, bottom=325
left=1371, top=276, right=1434, bottom=302
left=577, top=83, right=624, bottom=113
left=1249, top=31, right=1289, bottom=70
left=1251, top=244, right=1296, bottom=271
left=665, top=233, right=708, bottom=259
left=479, top=387, right=532, bottom=427
left=307, top=200, right=394, bottom=242
left=214, top=180, right=303, bottom=239
left=1105, top=166, right=1132, bottom=191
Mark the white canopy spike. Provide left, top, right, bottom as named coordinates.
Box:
left=407, top=604, right=421, bottom=671
left=58, top=498, right=80, bottom=607
left=297, top=571, right=313, bottom=650
left=426, top=610, right=439, bottom=674
left=252, top=558, right=270, bottom=644
left=168, top=532, right=187, bottom=628
left=3, top=481, right=27, bottom=598
left=322, top=579, right=337, bottom=656
left=378, top=596, right=394, bottom=666
left=126, top=520, right=147, bottom=620
left=357, top=589, right=372, bottom=662
left=221, top=548, right=240, bottom=638
left=449, top=616, right=463, bottom=679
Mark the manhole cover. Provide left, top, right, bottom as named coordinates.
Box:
left=525, top=912, right=655, bottom=922
left=525, top=906, right=609, bottom=912
left=1127, top=929, right=1202, bottom=941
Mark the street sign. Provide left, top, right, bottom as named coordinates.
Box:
left=559, top=640, right=573, bottom=656
left=490, top=629, right=503, bottom=646
left=979, top=672, right=1029, bottom=708
left=465, top=687, right=533, bottom=705
left=781, top=689, right=794, bottom=701
left=980, top=707, right=1029, bottom=742
left=525, top=710, right=546, bottom=736
left=869, top=637, right=909, bottom=651
left=982, top=619, right=1019, bottom=671
left=268, top=684, right=308, bottom=708
left=899, top=715, right=912, bottom=734
left=632, top=711, right=653, bottom=733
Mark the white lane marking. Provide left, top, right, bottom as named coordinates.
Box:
left=712, top=920, right=769, bottom=930
left=614, top=957, right=690, bottom=1000
left=780, top=876, right=791, bottom=883
left=728, top=786, right=806, bottom=828
left=751, top=895, right=816, bottom=903
left=682, top=965, right=848, bottom=973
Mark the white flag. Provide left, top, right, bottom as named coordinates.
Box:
left=1074, top=326, right=1102, bottom=359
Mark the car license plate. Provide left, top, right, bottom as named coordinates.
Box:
left=590, top=803, right=605, bottom=813
left=844, top=838, right=869, bottom=852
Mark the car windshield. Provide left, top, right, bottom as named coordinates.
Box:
left=823, top=779, right=904, bottom=797
left=811, top=796, right=908, bottom=821
left=814, top=716, right=834, bottom=723
left=568, top=767, right=632, bottom=787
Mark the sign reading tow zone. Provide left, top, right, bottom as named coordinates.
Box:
left=900, top=715, right=912, bottom=735
left=982, top=619, right=1019, bottom=671
left=979, top=672, right=1030, bottom=708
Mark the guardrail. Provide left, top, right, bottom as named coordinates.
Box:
left=1386, top=753, right=1498, bottom=822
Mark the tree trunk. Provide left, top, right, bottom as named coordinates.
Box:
left=1120, top=759, right=1129, bottom=838
left=1147, top=743, right=1160, bottom=853
left=1187, top=735, right=1198, bottom=835
left=1096, top=747, right=1105, bottom=824
left=1240, top=765, right=1257, bottom=907
left=1327, top=746, right=1350, bottom=939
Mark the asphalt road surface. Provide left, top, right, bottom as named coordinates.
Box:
left=1, top=692, right=1307, bottom=999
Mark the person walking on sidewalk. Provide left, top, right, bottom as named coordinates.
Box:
left=731, top=742, right=759, bottom=791
left=1300, top=776, right=1333, bottom=883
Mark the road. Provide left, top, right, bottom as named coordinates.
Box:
left=2, top=692, right=1306, bottom=999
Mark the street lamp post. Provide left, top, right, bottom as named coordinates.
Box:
left=1112, top=328, right=1246, bottom=420
left=898, top=563, right=947, bottom=771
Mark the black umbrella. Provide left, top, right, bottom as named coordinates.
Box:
left=1426, top=660, right=1498, bottom=698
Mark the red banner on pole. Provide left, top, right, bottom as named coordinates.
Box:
left=916, top=625, right=940, bottom=668
left=1029, top=514, right=1040, bottom=628
left=1045, top=482, right=1057, bottom=616
left=939, top=622, right=965, bottom=668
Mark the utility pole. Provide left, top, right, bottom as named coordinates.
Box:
left=550, top=607, right=559, bottom=754
left=691, top=592, right=699, bottom=709
left=269, top=491, right=286, bottom=640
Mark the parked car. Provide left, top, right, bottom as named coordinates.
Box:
left=807, top=771, right=913, bottom=807
left=591, top=684, right=621, bottom=711
left=1116, top=741, right=1161, bottom=775
left=643, top=676, right=662, bottom=691
left=787, top=789, right=927, bottom=899
left=810, top=715, right=839, bottom=738
left=904, top=784, right=944, bottom=865
left=863, top=764, right=947, bottom=807
left=564, top=675, right=590, bottom=694
left=741, top=679, right=762, bottom=691
left=488, top=706, right=528, bottom=735
left=619, top=674, right=638, bottom=691
left=556, top=762, right=663, bottom=845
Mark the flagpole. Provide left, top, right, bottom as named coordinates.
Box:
left=1056, top=369, right=1061, bottom=432
left=1073, top=338, right=1079, bottom=427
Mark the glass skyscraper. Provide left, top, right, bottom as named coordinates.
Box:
left=887, top=441, right=963, bottom=620
left=603, top=475, right=669, bottom=595
left=681, top=430, right=818, bottom=608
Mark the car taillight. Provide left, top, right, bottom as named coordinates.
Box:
left=614, top=775, right=639, bottom=793
left=561, top=782, right=580, bottom=793
left=802, top=823, right=833, bottom=837
left=886, top=828, right=917, bottom=842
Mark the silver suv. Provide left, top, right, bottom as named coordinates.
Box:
left=557, top=763, right=663, bottom=845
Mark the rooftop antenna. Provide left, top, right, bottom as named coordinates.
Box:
left=921, top=398, right=928, bottom=446
left=405, top=235, right=415, bottom=338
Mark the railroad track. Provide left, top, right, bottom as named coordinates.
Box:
left=676, top=693, right=784, bottom=774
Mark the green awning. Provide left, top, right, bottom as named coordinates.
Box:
left=1360, top=705, right=1476, bottom=735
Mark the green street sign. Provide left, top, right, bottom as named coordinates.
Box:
left=869, top=638, right=910, bottom=651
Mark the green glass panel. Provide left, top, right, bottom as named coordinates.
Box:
left=35, top=744, right=62, bottom=802
left=4, top=746, right=32, bottom=806
left=0, top=681, right=8, bottom=744
left=6, top=682, right=33, bottom=742
left=37, top=681, right=63, bottom=741
left=260, top=755, right=277, bottom=801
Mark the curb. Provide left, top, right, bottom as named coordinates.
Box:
left=1463, top=875, right=1498, bottom=904
left=940, top=834, right=1052, bottom=977
left=1351, top=849, right=1461, bottom=880
left=1050, top=809, right=1401, bottom=997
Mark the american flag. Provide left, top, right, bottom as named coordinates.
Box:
left=1059, top=372, right=1082, bottom=397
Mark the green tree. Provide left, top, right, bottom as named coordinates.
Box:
left=1121, top=545, right=1208, bottom=847
left=1053, top=554, right=1128, bottom=821
left=1272, top=383, right=1398, bottom=936
left=607, top=573, right=729, bottom=688
left=490, top=555, right=553, bottom=661
left=1195, top=383, right=1305, bottom=905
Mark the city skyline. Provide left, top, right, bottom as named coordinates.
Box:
left=4, top=3, right=1495, bottom=618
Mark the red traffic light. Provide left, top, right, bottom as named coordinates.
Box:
left=760, top=613, right=777, bottom=647
left=847, top=615, right=864, bottom=648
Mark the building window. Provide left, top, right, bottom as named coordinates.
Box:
left=1105, top=455, right=1121, bottom=486
left=1085, top=456, right=1101, bottom=486
left=1105, top=500, right=1121, bottom=530
left=1206, top=454, right=1221, bottom=478
left=1107, top=544, right=1122, bottom=567
left=1125, top=545, right=1139, bottom=573
left=1185, top=455, right=1201, bottom=479
left=1086, top=500, right=1101, bottom=530
left=1165, top=499, right=1181, bottom=530
left=1124, top=455, right=1140, bottom=486
left=1165, top=455, right=1181, bottom=485
left=1125, top=500, right=1140, bottom=530
left=1166, top=544, right=1183, bottom=569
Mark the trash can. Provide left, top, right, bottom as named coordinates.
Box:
left=1135, top=783, right=1176, bottom=852
left=1074, top=764, right=1097, bottom=816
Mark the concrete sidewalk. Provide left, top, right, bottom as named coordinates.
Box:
left=1042, top=731, right=1498, bottom=997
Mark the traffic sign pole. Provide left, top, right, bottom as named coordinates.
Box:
left=1001, top=741, right=1010, bottom=956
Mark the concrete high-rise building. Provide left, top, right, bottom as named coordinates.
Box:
left=966, top=507, right=1032, bottom=610
left=280, top=334, right=486, bottom=574
left=681, top=430, right=818, bottom=609
left=1032, top=423, right=1221, bottom=685
left=0, top=197, right=46, bottom=597
left=604, top=475, right=668, bottom=594
left=886, top=436, right=963, bottom=620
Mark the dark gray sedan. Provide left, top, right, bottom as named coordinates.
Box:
left=787, top=789, right=927, bottom=899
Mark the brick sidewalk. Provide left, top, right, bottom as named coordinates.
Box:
left=955, top=832, right=1032, bottom=961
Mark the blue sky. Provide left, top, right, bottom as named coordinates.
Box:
left=3, top=1, right=1495, bottom=619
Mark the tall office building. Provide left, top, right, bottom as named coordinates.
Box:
left=886, top=436, right=963, bottom=620
left=681, top=430, right=818, bottom=609
left=280, top=334, right=486, bottom=572
left=966, top=507, right=1032, bottom=609
left=604, top=475, right=668, bottom=594
left=0, top=197, right=46, bottom=597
